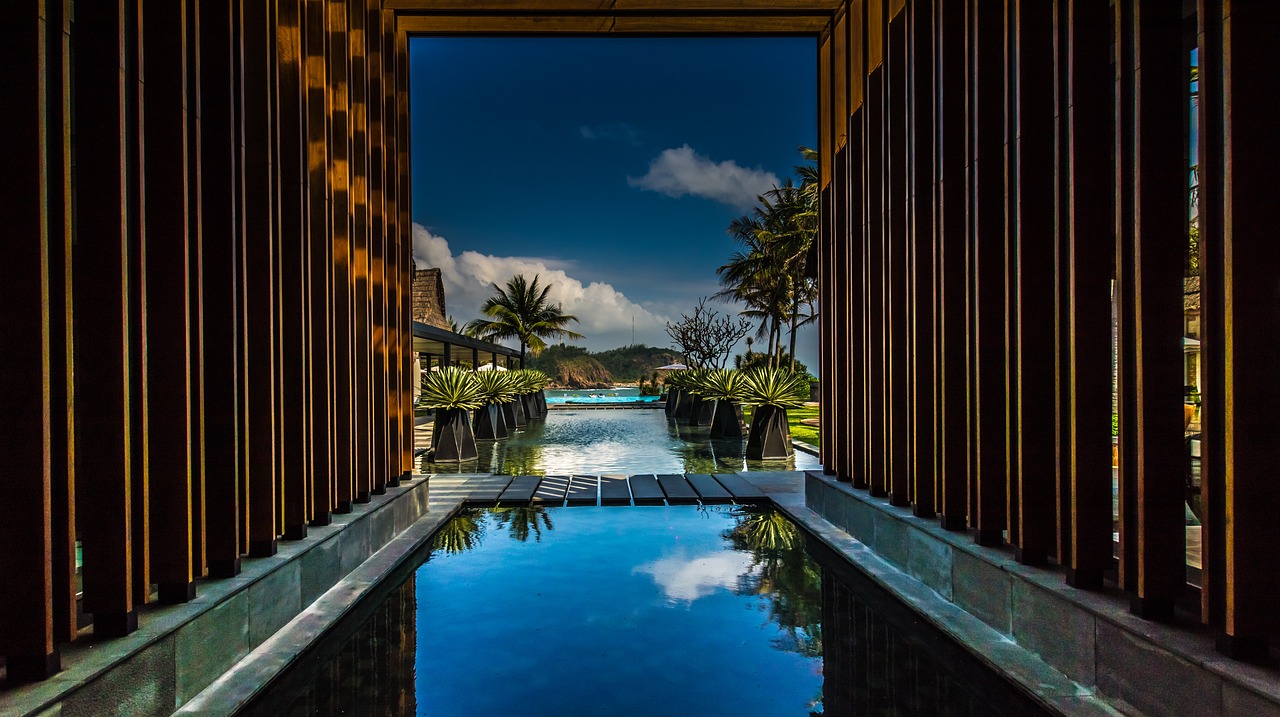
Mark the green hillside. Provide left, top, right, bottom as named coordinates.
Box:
left=529, top=344, right=683, bottom=386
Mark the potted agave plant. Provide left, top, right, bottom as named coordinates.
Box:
left=741, top=367, right=808, bottom=459
left=473, top=369, right=517, bottom=440
left=666, top=370, right=696, bottom=421
left=521, top=369, right=548, bottom=420
left=699, top=369, right=747, bottom=439
left=685, top=368, right=716, bottom=427
left=508, top=369, right=533, bottom=426
left=421, top=366, right=484, bottom=462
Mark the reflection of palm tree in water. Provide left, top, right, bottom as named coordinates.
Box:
left=724, top=507, right=823, bottom=659
left=492, top=506, right=554, bottom=543
left=430, top=508, right=488, bottom=555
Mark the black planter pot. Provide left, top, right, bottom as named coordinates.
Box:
left=473, top=404, right=504, bottom=440
left=664, top=388, right=679, bottom=417
left=691, top=395, right=716, bottom=427
left=709, top=400, right=745, bottom=438
left=432, top=408, right=478, bottom=462
left=538, top=390, right=548, bottom=415
left=522, top=393, right=539, bottom=420
left=745, top=405, right=792, bottom=459
left=512, top=395, right=528, bottom=427
left=675, top=389, right=693, bottom=420
left=501, top=401, right=519, bottom=431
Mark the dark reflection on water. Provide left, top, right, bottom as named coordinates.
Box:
left=247, top=507, right=1048, bottom=717
left=420, top=409, right=818, bottom=475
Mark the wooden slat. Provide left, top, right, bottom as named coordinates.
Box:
left=368, top=0, right=389, bottom=495
left=886, top=12, right=910, bottom=507
left=532, top=475, right=570, bottom=504
left=499, top=475, right=542, bottom=505
left=657, top=475, right=699, bottom=504
left=628, top=475, right=666, bottom=505
left=330, top=0, right=355, bottom=511
left=349, top=0, right=373, bottom=503
left=307, top=0, right=335, bottom=522
left=599, top=474, right=632, bottom=505
left=712, top=473, right=767, bottom=501
left=908, top=0, right=936, bottom=518
left=686, top=474, right=732, bottom=504
left=566, top=475, right=599, bottom=505
left=381, top=8, right=402, bottom=487
left=865, top=62, right=887, bottom=497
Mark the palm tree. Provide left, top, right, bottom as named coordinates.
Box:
left=464, top=274, right=584, bottom=364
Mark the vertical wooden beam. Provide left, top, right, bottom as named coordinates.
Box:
left=845, top=0, right=866, bottom=487
left=46, top=0, right=79, bottom=643
left=1011, top=0, right=1056, bottom=566
left=382, top=8, right=402, bottom=487
left=73, top=0, right=138, bottom=636
left=187, top=0, right=208, bottom=580
left=1052, top=0, right=1071, bottom=568
left=1195, top=0, right=1225, bottom=637
left=822, top=21, right=840, bottom=477
left=887, top=9, right=911, bottom=507
left=242, top=0, right=279, bottom=557
left=278, top=0, right=312, bottom=540
left=201, top=0, right=244, bottom=579
left=396, top=27, right=414, bottom=478
left=1119, top=0, right=1186, bottom=620
left=865, top=0, right=888, bottom=498
left=349, top=0, right=373, bottom=503
left=968, top=0, right=1006, bottom=546
left=910, top=0, right=937, bottom=518
left=1213, top=0, right=1280, bottom=659
left=142, top=0, right=197, bottom=602
left=0, top=0, right=59, bottom=680
left=1001, top=0, right=1020, bottom=552
left=936, top=0, right=968, bottom=531
left=330, top=0, right=356, bottom=509
left=306, top=0, right=334, bottom=523
left=367, top=0, right=389, bottom=495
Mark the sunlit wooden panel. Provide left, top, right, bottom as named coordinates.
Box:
left=866, top=0, right=882, bottom=69
left=819, top=34, right=831, bottom=186
left=848, top=0, right=861, bottom=109
left=833, top=13, right=847, bottom=149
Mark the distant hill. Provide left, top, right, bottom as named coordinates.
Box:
left=529, top=344, right=683, bottom=387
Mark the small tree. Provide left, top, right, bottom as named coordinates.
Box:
left=664, top=297, right=752, bottom=369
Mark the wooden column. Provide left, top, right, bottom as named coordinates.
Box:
left=46, top=0, right=79, bottom=644
left=909, top=0, right=937, bottom=517
left=73, top=0, right=139, bottom=637
left=1010, top=0, right=1056, bottom=566
left=1117, top=0, right=1186, bottom=620
left=278, top=0, right=312, bottom=540
left=382, top=8, right=402, bottom=487
left=844, top=1, right=866, bottom=487
left=397, top=27, right=414, bottom=477
left=1210, top=0, right=1280, bottom=658
left=865, top=0, right=888, bottom=497
left=968, top=0, right=1007, bottom=546
left=349, top=0, right=373, bottom=503
left=887, top=2, right=912, bottom=507
left=242, top=0, right=279, bottom=557
left=367, top=0, right=389, bottom=495
left=306, top=0, right=335, bottom=523
left=0, top=0, right=59, bottom=680
left=201, top=0, right=244, bottom=579
left=142, top=0, right=197, bottom=601
left=936, top=0, right=969, bottom=531
left=330, top=0, right=356, bottom=511
left=186, top=0, right=208, bottom=580
left=822, top=20, right=841, bottom=478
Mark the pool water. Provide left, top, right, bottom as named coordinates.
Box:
left=247, top=507, right=1050, bottom=717
left=420, top=407, right=822, bottom=475
left=545, top=387, right=660, bottom=404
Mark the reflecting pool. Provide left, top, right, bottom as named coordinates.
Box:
left=420, top=407, right=821, bottom=475
left=247, top=507, right=1051, bottom=717
left=545, top=387, right=660, bottom=404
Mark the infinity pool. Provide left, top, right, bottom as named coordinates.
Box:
left=420, top=407, right=822, bottom=475
left=545, top=387, right=660, bottom=404
left=246, top=507, right=1050, bottom=717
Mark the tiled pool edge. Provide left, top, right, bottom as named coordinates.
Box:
left=798, top=471, right=1280, bottom=717
left=0, top=476, right=436, bottom=717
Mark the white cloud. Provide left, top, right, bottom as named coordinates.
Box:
left=627, top=144, right=780, bottom=211
left=412, top=224, right=670, bottom=349
left=633, top=550, right=755, bottom=604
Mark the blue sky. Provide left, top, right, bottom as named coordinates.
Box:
left=409, top=37, right=818, bottom=371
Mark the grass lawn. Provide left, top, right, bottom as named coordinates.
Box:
left=742, top=405, right=820, bottom=448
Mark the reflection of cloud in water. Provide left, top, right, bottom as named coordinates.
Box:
left=634, top=551, right=756, bottom=603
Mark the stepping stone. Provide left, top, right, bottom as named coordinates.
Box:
left=599, top=474, right=632, bottom=505
left=499, top=475, right=541, bottom=504
left=711, top=473, right=767, bottom=502
left=464, top=476, right=513, bottom=504
left=686, top=474, right=732, bottom=504
left=532, top=475, right=571, bottom=505
left=566, top=475, right=598, bottom=506
left=628, top=475, right=665, bottom=505
left=657, top=474, right=699, bottom=504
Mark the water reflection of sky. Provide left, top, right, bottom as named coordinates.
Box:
left=422, top=408, right=821, bottom=475
left=633, top=550, right=755, bottom=603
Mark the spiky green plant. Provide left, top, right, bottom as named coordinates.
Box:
left=474, top=370, right=518, bottom=406
left=666, top=368, right=694, bottom=390
left=683, top=367, right=713, bottom=395
left=696, top=369, right=747, bottom=402
left=741, top=367, right=809, bottom=409
left=419, top=366, right=484, bottom=410
left=509, top=368, right=540, bottom=394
